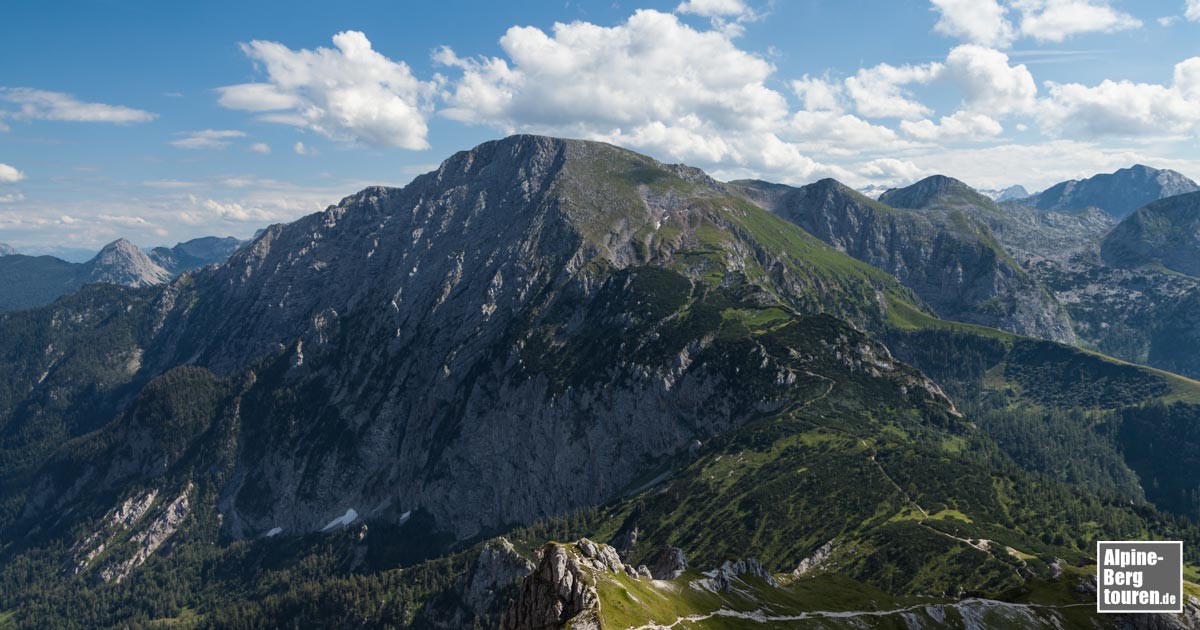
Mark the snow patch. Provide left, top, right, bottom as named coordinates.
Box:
left=321, top=508, right=358, bottom=531
left=265, top=527, right=282, bottom=538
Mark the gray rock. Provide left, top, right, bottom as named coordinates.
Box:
left=502, top=540, right=616, bottom=630
left=462, top=538, right=536, bottom=618
left=793, top=540, right=834, bottom=576
left=648, top=545, right=687, bottom=579
left=706, top=557, right=779, bottom=591
left=734, top=176, right=1076, bottom=343
left=80, top=239, right=171, bottom=288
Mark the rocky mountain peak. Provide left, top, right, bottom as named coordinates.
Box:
left=879, top=174, right=988, bottom=209
left=0, top=242, right=16, bottom=256
left=990, top=185, right=1030, bottom=202
left=1028, top=164, right=1200, bottom=217
left=81, top=238, right=171, bottom=287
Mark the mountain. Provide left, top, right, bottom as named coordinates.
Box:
left=0, top=254, right=86, bottom=312
left=1026, top=165, right=1199, bottom=218
left=981, top=202, right=1115, bottom=264
left=855, top=183, right=890, bottom=199
left=79, top=238, right=171, bottom=287
left=15, top=136, right=925, bottom=544
left=148, top=236, right=243, bottom=274
left=2, top=136, right=1200, bottom=629
left=1101, top=191, right=1200, bottom=276
left=973, top=191, right=1200, bottom=379
left=733, top=175, right=1075, bottom=343
left=980, top=184, right=1029, bottom=202
left=877, top=173, right=993, bottom=209
left=0, top=243, right=16, bottom=256
left=0, top=236, right=241, bottom=312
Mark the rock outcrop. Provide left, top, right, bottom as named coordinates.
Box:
left=705, top=557, right=778, bottom=591
left=502, top=539, right=632, bottom=630
left=793, top=540, right=834, bottom=576
left=463, top=538, right=537, bottom=617
left=647, top=545, right=687, bottom=579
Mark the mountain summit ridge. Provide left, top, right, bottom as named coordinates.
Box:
left=1027, top=164, right=1199, bottom=218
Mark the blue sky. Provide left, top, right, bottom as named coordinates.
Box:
left=1, top=0, right=1198, bottom=256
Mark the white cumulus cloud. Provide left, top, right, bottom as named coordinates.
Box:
left=0, top=163, right=25, bottom=183
left=1041, top=57, right=1200, bottom=136
left=844, top=62, right=943, bottom=119
left=249, top=142, right=271, bottom=154
left=901, top=111, right=1004, bottom=142
left=218, top=31, right=439, bottom=149
left=1189, top=0, right=1200, bottom=20
left=436, top=9, right=833, bottom=181
left=928, top=0, right=1143, bottom=47
left=944, top=45, right=1037, bottom=114
left=931, top=0, right=1016, bottom=48
left=0, top=87, right=156, bottom=123
left=792, top=75, right=844, bottom=112
left=857, top=158, right=927, bottom=185
left=1013, top=0, right=1142, bottom=42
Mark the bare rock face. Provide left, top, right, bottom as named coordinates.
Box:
left=501, top=539, right=629, bottom=630
left=736, top=176, right=1076, bottom=344
left=11, top=136, right=961, bottom=578
left=69, top=484, right=192, bottom=583
left=705, top=557, right=778, bottom=591
left=647, top=545, right=687, bottom=579
left=1115, top=595, right=1200, bottom=629
left=99, top=486, right=191, bottom=583
left=462, top=538, right=536, bottom=616
left=793, top=540, right=834, bottom=577
left=81, top=239, right=171, bottom=287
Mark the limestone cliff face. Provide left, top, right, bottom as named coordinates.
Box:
left=736, top=177, right=1076, bottom=343
left=502, top=539, right=633, bottom=630
left=80, top=239, right=171, bottom=287
left=20, top=135, right=953, bottom=549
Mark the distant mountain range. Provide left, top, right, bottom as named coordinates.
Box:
left=734, top=175, right=1074, bottom=342
left=981, top=184, right=1030, bottom=202
left=1026, top=164, right=1199, bottom=217
left=0, top=236, right=242, bottom=312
